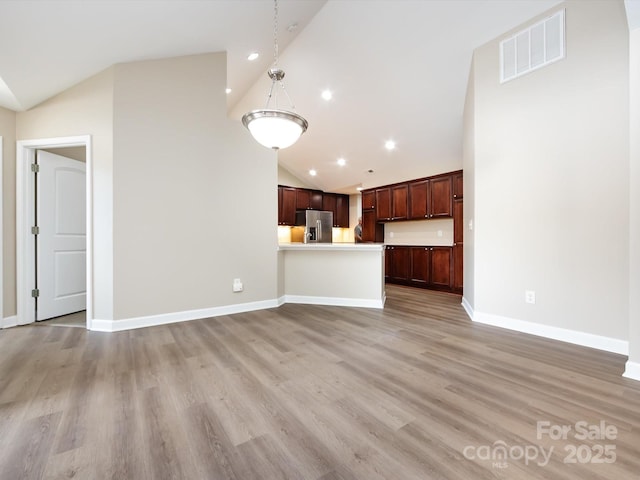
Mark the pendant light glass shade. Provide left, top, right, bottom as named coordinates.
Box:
left=242, top=109, right=308, bottom=150
left=242, top=0, right=308, bottom=150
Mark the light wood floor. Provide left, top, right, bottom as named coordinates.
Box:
left=35, top=311, right=86, bottom=328
left=1, top=285, right=639, bottom=479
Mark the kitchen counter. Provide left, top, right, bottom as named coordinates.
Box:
left=278, top=242, right=384, bottom=251
left=277, top=242, right=386, bottom=308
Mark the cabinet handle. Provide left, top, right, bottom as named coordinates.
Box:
left=453, top=194, right=457, bottom=198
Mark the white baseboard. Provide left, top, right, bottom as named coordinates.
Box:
left=623, top=361, right=640, bottom=381
left=284, top=294, right=385, bottom=309
left=1, top=315, right=17, bottom=329
left=473, top=310, right=629, bottom=355
left=90, top=298, right=280, bottom=332
left=89, top=293, right=385, bottom=333
left=461, top=296, right=474, bottom=320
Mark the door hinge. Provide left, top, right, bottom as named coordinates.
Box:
left=31, top=163, right=40, bottom=173
left=31, top=288, right=40, bottom=298
left=31, top=226, right=39, bottom=235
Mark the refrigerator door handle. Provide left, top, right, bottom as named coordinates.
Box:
left=317, top=219, right=321, bottom=241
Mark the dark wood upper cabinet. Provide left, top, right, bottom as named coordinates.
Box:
left=280, top=186, right=349, bottom=228
left=322, top=193, right=336, bottom=217
left=453, top=171, right=463, bottom=200
left=362, top=190, right=376, bottom=210
left=278, top=186, right=297, bottom=226
left=391, top=184, right=408, bottom=220
left=408, top=174, right=454, bottom=219
left=336, top=194, right=349, bottom=228
left=362, top=209, right=383, bottom=242
left=408, top=180, right=428, bottom=219
left=295, top=189, right=323, bottom=210
left=429, top=176, right=453, bottom=218
left=296, top=189, right=310, bottom=210
left=310, top=190, right=323, bottom=210
left=375, top=187, right=392, bottom=221
left=322, top=193, right=349, bottom=227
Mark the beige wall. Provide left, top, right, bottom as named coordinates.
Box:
left=470, top=1, right=629, bottom=340
left=112, top=53, right=276, bottom=320
left=0, top=106, right=16, bottom=317
left=15, top=69, right=115, bottom=319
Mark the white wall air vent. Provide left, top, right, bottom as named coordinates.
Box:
left=500, top=9, right=565, bottom=83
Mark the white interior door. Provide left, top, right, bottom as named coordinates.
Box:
left=36, top=150, right=86, bottom=321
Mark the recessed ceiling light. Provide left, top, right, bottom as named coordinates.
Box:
left=385, top=140, right=396, bottom=151
left=247, top=52, right=259, bottom=61
left=309, top=169, right=317, bottom=176
left=337, top=157, right=346, bottom=166
left=225, top=88, right=232, bottom=94
left=321, top=90, right=333, bottom=101
left=356, top=187, right=364, bottom=191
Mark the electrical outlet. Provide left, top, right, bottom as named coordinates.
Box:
left=525, top=290, right=536, bottom=304
left=437, top=230, right=443, bottom=237
left=233, top=278, right=243, bottom=292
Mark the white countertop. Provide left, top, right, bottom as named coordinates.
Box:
left=278, top=242, right=385, bottom=252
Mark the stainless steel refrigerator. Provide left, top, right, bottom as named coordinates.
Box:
left=295, top=210, right=333, bottom=243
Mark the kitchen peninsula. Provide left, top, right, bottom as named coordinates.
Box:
left=278, top=243, right=386, bottom=308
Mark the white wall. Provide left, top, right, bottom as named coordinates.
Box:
left=470, top=1, right=629, bottom=345
left=112, top=53, right=277, bottom=320
left=16, top=69, right=115, bottom=319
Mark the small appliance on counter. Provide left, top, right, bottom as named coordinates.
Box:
left=295, top=210, right=333, bottom=243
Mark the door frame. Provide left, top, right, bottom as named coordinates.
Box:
left=16, top=135, right=92, bottom=328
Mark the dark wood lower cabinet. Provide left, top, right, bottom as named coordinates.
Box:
left=430, top=247, right=452, bottom=290
left=385, top=246, right=410, bottom=282
left=386, top=245, right=455, bottom=292
left=410, top=247, right=430, bottom=286
left=453, top=243, right=463, bottom=294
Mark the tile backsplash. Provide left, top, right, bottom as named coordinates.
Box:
left=384, top=219, right=454, bottom=246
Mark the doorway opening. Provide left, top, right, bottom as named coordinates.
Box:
left=16, top=136, right=92, bottom=329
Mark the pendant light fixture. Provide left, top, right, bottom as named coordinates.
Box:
left=242, top=0, right=308, bottom=150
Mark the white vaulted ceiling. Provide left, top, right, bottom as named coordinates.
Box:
left=0, top=0, right=562, bottom=192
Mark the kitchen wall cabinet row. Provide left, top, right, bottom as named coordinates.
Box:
left=385, top=245, right=455, bottom=292
left=364, top=169, right=463, bottom=293
left=278, top=185, right=349, bottom=227
left=361, top=170, right=462, bottom=224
